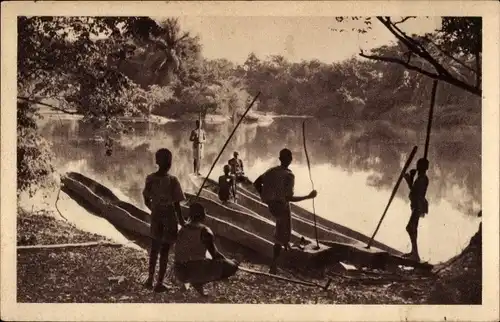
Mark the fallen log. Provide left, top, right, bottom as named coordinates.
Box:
left=17, top=241, right=123, bottom=250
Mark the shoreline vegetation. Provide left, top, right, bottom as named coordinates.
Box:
left=37, top=104, right=283, bottom=126
left=17, top=201, right=481, bottom=304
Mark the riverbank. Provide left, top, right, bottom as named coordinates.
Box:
left=16, top=208, right=481, bottom=304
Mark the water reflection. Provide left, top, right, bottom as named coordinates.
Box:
left=39, top=117, right=481, bottom=263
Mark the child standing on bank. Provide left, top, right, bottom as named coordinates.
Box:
left=143, top=148, right=187, bottom=292
left=403, top=158, right=429, bottom=262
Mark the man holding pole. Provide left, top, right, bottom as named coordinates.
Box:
left=189, top=120, right=206, bottom=176
left=403, top=158, right=429, bottom=262
left=253, top=148, right=317, bottom=274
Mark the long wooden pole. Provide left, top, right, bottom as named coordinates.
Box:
left=238, top=266, right=332, bottom=290
left=197, top=111, right=202, bottom=174
left=424, top=80, right=439, bottom=159
left=366, top=145, right=418, bottom=249
left=302, top=121, right=320, bottom=249
left=194, top=92, right=261, bottom=199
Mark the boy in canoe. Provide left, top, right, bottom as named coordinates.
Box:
left=403, top=158, right=429, bottom=262
left=189, top=120, right=206, bottom=176
left=253, top=148, right=317, bottom=274
left=174, top=202, right=239, bottom=296
left=143, top=148, right=187, bottom=292
left=228, top=151, right=251, bottom=185
left=218, top=165, right=236, bottom=203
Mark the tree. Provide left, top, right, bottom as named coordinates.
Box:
left=127, top=18, right=202, bottom=87
left=16, top=16, right=164, bottom=195
left=333, top=17, right=482, bottom=97
left=17, top=101, right=55, bottom=197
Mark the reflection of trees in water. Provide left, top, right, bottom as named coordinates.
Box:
left=44, top=117, right=481, bottom=215
left=324, top=122, right=480, bottom=214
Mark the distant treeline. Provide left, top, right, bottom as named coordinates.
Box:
left=119, top=47, right=480, bottom=128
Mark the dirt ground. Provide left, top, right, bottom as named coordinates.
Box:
left=16, top=209, right=480, bottom=304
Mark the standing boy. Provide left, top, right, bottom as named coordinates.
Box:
left=189, top=120, right=206, bottom=176
left=143, top=148, right=186, bottom=292
left=253, top=148, right=317, bottom=274
left=403, top=158, right=429, bottom=262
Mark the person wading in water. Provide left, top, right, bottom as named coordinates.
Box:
left=174, top=203, right=239, bottom=296
left=142, top=148, right=186, bottom=292
left=253, top=148, right=317, bottom=274
left=189, top=120, right=206, bottom=176
left=403, top=158, right=429, bottom=262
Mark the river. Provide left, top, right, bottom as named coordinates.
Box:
left=38, top=116, right=481, bottom=264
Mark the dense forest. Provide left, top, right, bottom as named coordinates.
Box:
left=112, top=19, right=481, bottom=128
left=17, top=16, right=481, bottom=196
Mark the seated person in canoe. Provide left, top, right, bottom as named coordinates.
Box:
left=142, top=148, right=187, bottom=292
left=403, top=158, right=429, bottom=262
left=228, top=151, right=252, bottom=185
left=174, top=203, right=239, bottom=296
left=218, top=165, right=236, bottom=203
left=253, top=148, right=317, bottom=274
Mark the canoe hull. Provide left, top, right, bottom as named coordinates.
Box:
left=189, top=176, right=369, bottom=247
left=61, top=175, right=150, bottom=237
left=61, top=172, right=336, bottom=268
left=205, top=175, right=403, bottom=256
left=187, top=189, right=316, bottom=246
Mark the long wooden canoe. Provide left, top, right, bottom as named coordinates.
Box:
left=60, top=172, right=337, bottom=269
left=191, top=176, right=401, bottom=255
left=191, top=175, right=403, bottom=256
left=186, top=189, right=313, bottom=247
left=189, top=175, right=433, bottom=270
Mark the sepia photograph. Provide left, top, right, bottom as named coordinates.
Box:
left=1, top=1, right=499, bottom=321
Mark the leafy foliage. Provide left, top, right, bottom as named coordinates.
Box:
left=332, top=17, right=482, bottom=96
left=17, top=101, right=55, bottom=196
left=16, top=16, right=182, bottom=196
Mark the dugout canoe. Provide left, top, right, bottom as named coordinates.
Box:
left=189, top=175, right=433, bottom=270
left=192, top=175, right=403, bottom=255
left=60, top=172, right=336, bottom=268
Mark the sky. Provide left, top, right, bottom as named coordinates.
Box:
left=173, top=16, right=442, bottom=64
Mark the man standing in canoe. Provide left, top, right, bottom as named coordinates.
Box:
left=189, top=120, right=206, bottom=176
left=253, top=148, right=317, bottom=274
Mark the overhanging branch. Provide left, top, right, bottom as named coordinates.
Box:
left=359, top=51, right=439, bottom=79
left=377, top=17, right=446, bottom=75
left=374, top=17, right=481, bottom=97
left=359, top=52, right=481, bottom=97
left=393, top=17, right=416, bottom=25
left=17, top=96, right=80, bottom=115
left=423, top=37, right=477, bottom=74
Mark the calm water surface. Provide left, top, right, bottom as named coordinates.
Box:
left=39, top=117, right=481, bottom=264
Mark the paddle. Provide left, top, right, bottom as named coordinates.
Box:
left=366, top=145, right=418, bottom=249
left=302, top=120, right=320, bottom=250
left=192, top=92, right=261, bottom=200
left=424, top=80, right=438, bottom=160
